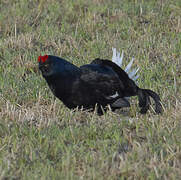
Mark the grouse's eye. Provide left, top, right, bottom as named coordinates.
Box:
left=44, top=64, right=49, bottom=68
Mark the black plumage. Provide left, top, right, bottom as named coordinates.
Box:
left=38, top=55, right=162, bottom=114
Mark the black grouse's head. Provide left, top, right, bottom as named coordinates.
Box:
left=38, top=54, right=81, bottom=78
left=38, top=55, right=61, bottom=77
left=38, top=55, right=50, bottom=76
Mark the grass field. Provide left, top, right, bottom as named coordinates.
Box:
left=0, top=0, right=180, bottom=179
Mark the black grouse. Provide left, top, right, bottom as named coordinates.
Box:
left=38, top=54, right=162, bottom=114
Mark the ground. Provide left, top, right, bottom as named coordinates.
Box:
left=0, top=0, right=181, bottom=179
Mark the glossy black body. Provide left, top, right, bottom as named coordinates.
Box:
left=39, top=55, right=162, bottom=114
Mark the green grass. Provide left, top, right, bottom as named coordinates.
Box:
left=0, top=0, right=181, bottom=179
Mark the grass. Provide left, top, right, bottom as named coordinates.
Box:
left=0, top=0, right=181, bottom=179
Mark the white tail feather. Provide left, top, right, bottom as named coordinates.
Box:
left=112, top=48, right=139, bottom=82
left=112, top=48, right=123, bottom=67
left=125, top=57, right=134, bottom=73
left=112, top=48, right=117, bottom=63
left=129, top=68, right=139, bottom=79
left=132, top=74, right=139, bottom=81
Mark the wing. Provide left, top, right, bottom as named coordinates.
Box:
left=90, top=58, right=138, bottom=97
left=80, top=64, right=125, bottom=103
left=91, top=58, right=130, bottom=81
